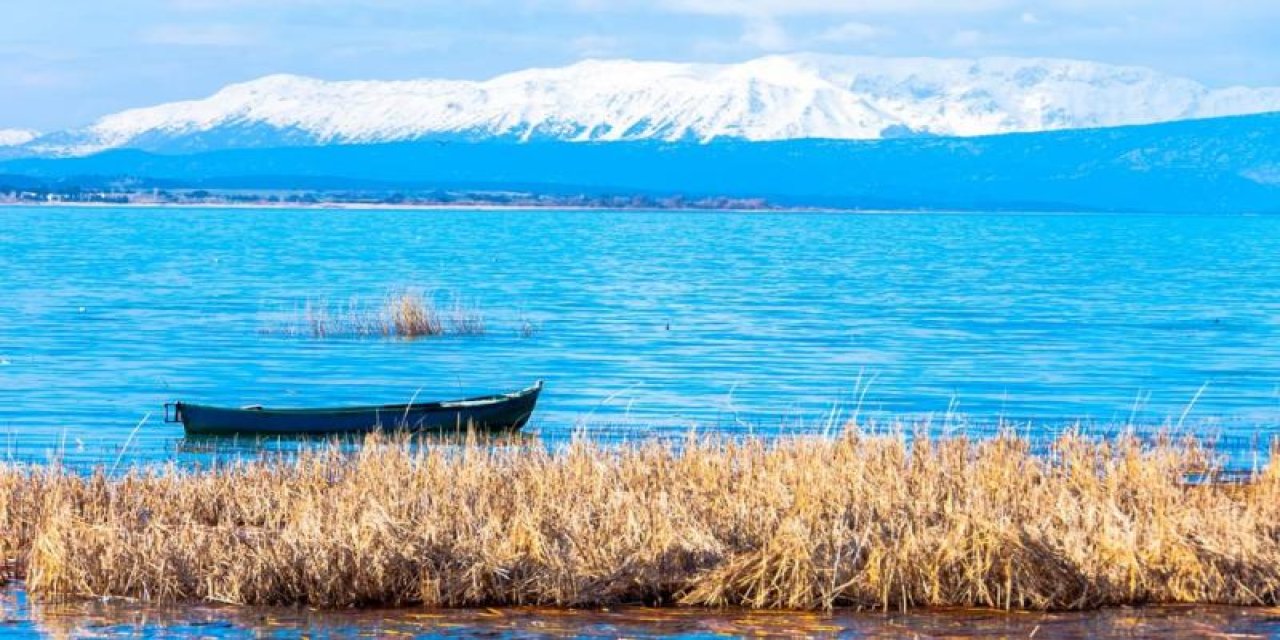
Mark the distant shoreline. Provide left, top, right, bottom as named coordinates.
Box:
left=3, top=200, right=1266, bottom=217
left=0, top=199, right=912, bottom=215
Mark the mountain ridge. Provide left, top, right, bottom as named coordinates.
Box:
left=5, top=110, right=1279, bottom=214
left=13, top=53, right=1280, bottom=157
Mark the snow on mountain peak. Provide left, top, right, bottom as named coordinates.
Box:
left=0, top=129, right=40, bottom=147
left=21, top=54, right=1280, bottom=156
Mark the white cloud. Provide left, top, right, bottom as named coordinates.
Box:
left=818, top=21, right=891, bottom=42
left=656, top=0, right=1014, bottom=15
left=9, top=69, right=79, bottom=89
left=949, top=29, right=984, bottom=47
left=326, top=30, right=455, bottom=59
left=740, top=15, right=790, bottom=50
left=168, top=0, right=371, bottom=8
left=141, top=24, right=261, bottom=47
left=571, top=35, right=621, bottom=57
left=1020, top=11, right=1040, bottom=24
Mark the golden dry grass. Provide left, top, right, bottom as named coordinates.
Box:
left=4, top=431, right=1280, bottom=610
left=283, top=290, right=484, bottom=339
left=387, top=291, right=444, bottom=337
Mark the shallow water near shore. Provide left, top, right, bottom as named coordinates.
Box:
left=7, top=584, right=1280, bottom=638
left=2, top=207, right=1280, bottom=469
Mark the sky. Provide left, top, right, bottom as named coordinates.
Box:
left=3, top=0, right=1280, bottom=131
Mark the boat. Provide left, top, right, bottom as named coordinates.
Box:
left=165, top=381, right=542, bottom=436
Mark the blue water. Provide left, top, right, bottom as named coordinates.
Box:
left=9, top=585, right=1280, bottom=638
left=1, top=206, right=1279, bottom=466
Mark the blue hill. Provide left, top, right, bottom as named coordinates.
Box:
left=3, top=112, right=1279, bottom=213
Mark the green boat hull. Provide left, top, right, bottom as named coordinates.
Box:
left=168, top=381, right=542, bottom=437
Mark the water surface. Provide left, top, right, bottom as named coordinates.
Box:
left=1, top=207, right=1279, bottom=466
left=5, top=584, right=1280, bottom=638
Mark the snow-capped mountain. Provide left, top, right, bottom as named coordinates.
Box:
left=0, top=129, right=39, bottom=147
left=19, top=54, right=1280, bottom=156
left=6, top=112, right=1280, bottom=214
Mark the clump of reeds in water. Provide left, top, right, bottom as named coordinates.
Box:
left=444, top=298, right=485, bottom=336
left=5, top=430, right=1280, bottom=611
left=517, top=312, right=540, bottom=339
left=280, top=290, right=484, bottom=339
left=387, top=291, right=443, bottom=337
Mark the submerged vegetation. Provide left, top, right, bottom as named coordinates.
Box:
left=4, top=430, right=1280, bottom=611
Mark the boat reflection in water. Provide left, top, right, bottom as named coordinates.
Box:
left=174, top=428, right=543, bottom=460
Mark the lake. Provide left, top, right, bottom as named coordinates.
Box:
left=6, top=584, right=1280, bottom=638
left=1, top=206, right=1279, bottom=467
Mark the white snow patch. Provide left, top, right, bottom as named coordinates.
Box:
left=0, top=129, right=39, bottom=147
left=27, top=53, right=1280, bottom=156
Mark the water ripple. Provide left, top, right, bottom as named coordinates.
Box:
left=1, top=207, right=1279, bottom=466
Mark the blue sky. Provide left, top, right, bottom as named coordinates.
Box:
left=4, top=0, right=1280, bottom=131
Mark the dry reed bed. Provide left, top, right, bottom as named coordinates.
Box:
left=284, top=291, right=486, bottom=339
left=3, top=432, right=1280, bottom=610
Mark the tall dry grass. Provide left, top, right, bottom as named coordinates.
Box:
left=4, top=431, right=1280, bottom=610
left=281, top=290, right=484, bottom=339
